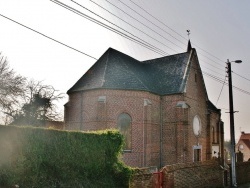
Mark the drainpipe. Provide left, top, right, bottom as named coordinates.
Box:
left=160, top=96, right=163, bottom=168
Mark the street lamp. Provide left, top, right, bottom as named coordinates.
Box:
left=226, top=59, right=242, bottom=187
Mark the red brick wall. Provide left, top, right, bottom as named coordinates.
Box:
left=162, top=160, right=224, bottom=188
left=65, top=89, right=161, bottom=167
left=184, top=52, right=210, bottom=163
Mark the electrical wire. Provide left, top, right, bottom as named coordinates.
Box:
left=50, top=0, right=168, bottom=56
left=127, top=0, right=187, bottom=41
left=53, top=0, right=229, bottom=86
left=116, top=0, right=187, bottom=47
left=90, top=0, right=226, bottom=74
left=216, top=75, right=227, bottom=105
left=1, top=3, right=249, bottom=97
left=127, top=0, right=226, bottom=66
left=102, top=0, right=182, bottom=52
left=104, top=0, right=250, bottom=83
left=232, top=71, right=250, bottom=82
left=0, top=13, right=97, bottom=60
left=88, top=0, right=182, bottom=53
left=71, top=0, right=175, bottom=54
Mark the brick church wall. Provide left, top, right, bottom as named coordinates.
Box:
left=65, top=52, right=222, bottom=168
left=183, top=52, right=210, bottom=163
left=65, top=89, right=162, bottom=167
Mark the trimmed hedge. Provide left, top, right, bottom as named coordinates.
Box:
left=0, top=125, right=132, bottom=187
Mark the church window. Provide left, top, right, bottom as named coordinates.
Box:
left=193, top=145, right=202, bottom=162
left=117, top=113, right=132, bottom=150
left=212, top=127, right=215, bottom=143
left=194, top=149, right=201, bottom=162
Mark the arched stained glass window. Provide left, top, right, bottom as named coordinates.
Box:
left=118, top=113, right=132, bottom=150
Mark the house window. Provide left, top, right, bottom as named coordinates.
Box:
left=117, top=113, right=132, bottom=150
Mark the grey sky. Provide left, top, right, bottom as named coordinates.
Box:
left=0, top=0, right=250, bottom=140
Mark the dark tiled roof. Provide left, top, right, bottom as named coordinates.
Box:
left=68, top=48, right=192, bottom=95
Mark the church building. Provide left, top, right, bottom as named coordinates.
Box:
left=64, top=42, right=224, bottom=168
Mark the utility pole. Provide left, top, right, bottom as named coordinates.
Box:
left=226, top=59, right=242, bottom=187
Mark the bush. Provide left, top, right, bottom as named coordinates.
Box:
left=0, top=125, right=132, bottom=187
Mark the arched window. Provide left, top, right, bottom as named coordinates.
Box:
left=212, top=127, right=215, bottom=143
left=117, top=113, right=132, bottom=150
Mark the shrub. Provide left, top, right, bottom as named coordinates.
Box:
left=0, top=125, right=132, bottom=187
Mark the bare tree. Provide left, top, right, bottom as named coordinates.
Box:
left=0, top=53, right=64, bottom=126
left=0, top=53, right=26, bottom=124
left=11, top=80, right=64, bottom=126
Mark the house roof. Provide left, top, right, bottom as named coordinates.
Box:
left=242, top=139, right=250, bottom=149
left=238, top=132, right=250, bottom=149
left=240, top=132, right=250, bottom=140
left=67, top=47, right=193, bottom=95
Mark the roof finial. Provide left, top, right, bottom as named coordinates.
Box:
left=187, top=30, right=191, bottom=39
left=186, top=30, right=192, bottom=52
left=187, top=40, right=192, bottom=52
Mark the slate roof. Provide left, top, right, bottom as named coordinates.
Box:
left=67, top=48, right=192, bottom=95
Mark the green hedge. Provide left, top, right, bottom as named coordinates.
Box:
left=0, top=125, right=132, bottom=187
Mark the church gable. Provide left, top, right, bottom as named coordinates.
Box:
left=184, top=49, right=208, bottom=101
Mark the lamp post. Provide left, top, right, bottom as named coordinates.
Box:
left=226, top=59, right=242, bottom=187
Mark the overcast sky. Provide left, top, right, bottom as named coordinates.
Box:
left=1, top=0, right=250, bottom=140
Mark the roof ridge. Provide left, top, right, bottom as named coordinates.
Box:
left=123, top=60, right=150, bottom=91
left=142, top=51, right=189, bottom=63
left=178, top=49, right=193, bottom=92
left=101, top=48, right=110, bottom=87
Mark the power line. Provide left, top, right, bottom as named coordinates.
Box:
left=127, top=0, right=187, bottom=41
left=0, top=13, right=98, bottom=60
left=88, top=0, right=181, bottom=53
left=70, top=0, right=174, bottom=54
left=233, top=71, right=250, bottom=82
left=93, top=0, right=226, bottom=73
left=1, top=4, right=249, bottom=97
left=216, top=75, right=227, bottom=105
left=127, top=0, right=225, bottom=66
left=102, top=0, right=250, bottom=83
left=200, top=65, right=225, bottom=78
left=102, top=0, right=182, bottom=53
left=51, top=0, right=233, bottom=92
left=89, top=0, right=231, bottom=79
left=50, top=0, right=168, bottom=56
left=117, top=0, right=187, bottom=47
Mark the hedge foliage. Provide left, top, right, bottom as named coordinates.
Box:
left=0, top=125, right=132, bottom=187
